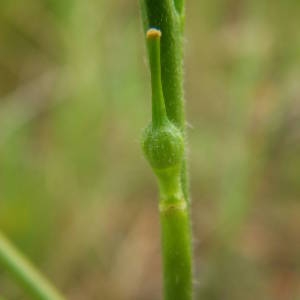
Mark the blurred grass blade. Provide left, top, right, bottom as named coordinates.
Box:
left=0, top=232, right=65, bottom=300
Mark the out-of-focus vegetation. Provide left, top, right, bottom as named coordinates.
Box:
left=0, top=0, right=299, bottom=299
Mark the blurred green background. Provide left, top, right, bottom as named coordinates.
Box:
left=0, top=0, right=300, bottom=299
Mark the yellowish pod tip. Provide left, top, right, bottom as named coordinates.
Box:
left=147, top=28, right=162, bottom=39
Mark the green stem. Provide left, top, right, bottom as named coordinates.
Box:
left=160, top=199, right=192, bottom=300
left=155, top=164, right=192, bottom=300
left=143, top=0, right=185, bottom=128
left=140, top=0, right=189, bottom=201
left=141, top=2, right=193, bottom=298
left=0, top=232, right=64, bottom=300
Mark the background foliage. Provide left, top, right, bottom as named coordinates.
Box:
left=0, top=0, right=300, bottom=299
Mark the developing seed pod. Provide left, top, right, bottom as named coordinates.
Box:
left=142, top=120, right=184, bottom=171
left=141, top=28, right=184, bottom=173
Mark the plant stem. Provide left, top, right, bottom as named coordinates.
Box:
left=140, top=0, right=190, bottom=202
left=140, top=0, right=193, bottom=298
left=0, top=232, right=64, bottom=300
left=143, top=0, right=185, bottom=127
left=158, top=171, right=192, bottom=300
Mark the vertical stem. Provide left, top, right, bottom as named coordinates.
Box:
left=140, top=1, right=193, bottom=300
left=143, top=0, right=185, bottom=127
left=141, top=0, right=190, bottom=201
left=160, top=195, right=192, bottom=300
left=156, top=167, right=192, bottom=300
left=0, top=232, right=64, bottom=300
